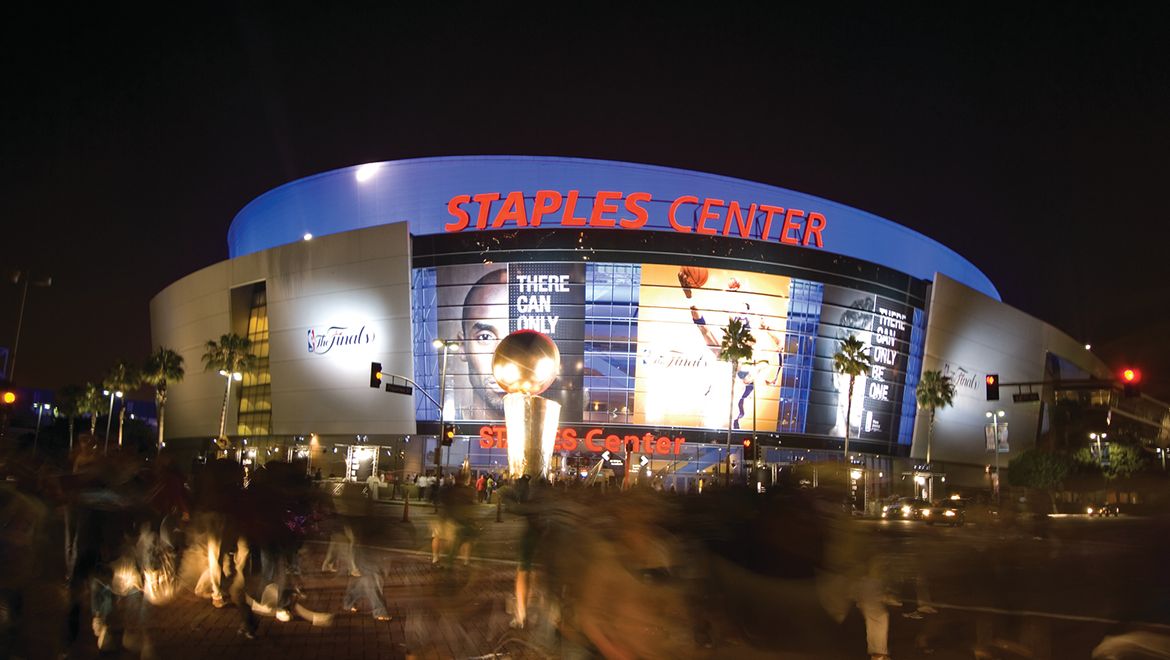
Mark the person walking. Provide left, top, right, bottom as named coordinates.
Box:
left=341, top=480, right=390, bottom=621
left=366, top=472, right=381, bottom=502
left=476, top=474, right=486, bottom=504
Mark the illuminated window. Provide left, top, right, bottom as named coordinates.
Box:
left=237, top=283, right=273, bottom=436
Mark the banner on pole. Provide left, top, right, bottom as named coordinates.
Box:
left=985, top=423, right=1009, bottom=452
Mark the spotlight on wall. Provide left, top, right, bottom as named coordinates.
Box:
left=355, top=163, right=380, bottom=182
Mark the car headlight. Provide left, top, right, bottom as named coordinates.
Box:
left=902, top=506, right=911, bottom=514
left=944, top=510, right=956, bottom=517
left=922, top=509, right=930, bottom=516
left=1087, top=507, right=1093, bottom=514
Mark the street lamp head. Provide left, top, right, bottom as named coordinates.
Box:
left=233, top=372, right=242, bottom=381
left=433, top=339, right=459, bottom=351
left=985, top=411, right=992, bottom=418
left=103, top=390, right=110, bottom=396
left=116, top=391, right=123, bottom=398
left=997, top=410, right=1005, bottom=417
left=219, top=370, right=227, bottom=376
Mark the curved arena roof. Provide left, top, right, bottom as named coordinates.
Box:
left=227, top=156, right=999, bottom=300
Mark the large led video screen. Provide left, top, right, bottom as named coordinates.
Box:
left=634, top=265, right=789, bottom=431
left=433, top=263, right=585, bottom=422
left=414, top=261, right=924, bottom=445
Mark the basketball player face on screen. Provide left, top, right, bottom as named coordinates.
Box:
left=458, top=268, right=509, bottom=420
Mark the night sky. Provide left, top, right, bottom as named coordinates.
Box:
left=3, top=4, right=1168, bottom=400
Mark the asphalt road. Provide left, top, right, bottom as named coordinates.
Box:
left=356, top=498, right=1170, bottom=658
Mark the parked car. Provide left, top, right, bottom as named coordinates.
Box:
left=924, top=498, right=968, bottom=526
left=882, top=497, right=931, bottom=520
left=1088, top=503, right=1120, bottom=517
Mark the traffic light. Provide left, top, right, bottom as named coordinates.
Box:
left=441, top=423, right=455, bottom=446
left=370, top=362, right=382, bottom=388
left=985, top=374, right=1000, bottom=401
left=742, top=438, right=752, bottom=449
left=1122, top=368, right=1141, bottom=398
left=1, top=392, right=14, bottom=405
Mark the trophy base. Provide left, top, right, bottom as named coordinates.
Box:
left=503, top=393, right=561, bottom=480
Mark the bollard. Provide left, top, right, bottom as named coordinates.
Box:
left=401, top=492, right=410, bottom=523
left=496, top=498, right=503, bottom=523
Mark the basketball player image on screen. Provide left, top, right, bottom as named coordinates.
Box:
left=457, top=268, right=510, bottom=420
left=677, top=266, right=785, bottom=429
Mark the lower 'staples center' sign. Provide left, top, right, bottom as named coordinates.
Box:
left=478, top=426, right=686, bottom=455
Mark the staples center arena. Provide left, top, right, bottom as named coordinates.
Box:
left=152, top=156, right=1121, bottom=500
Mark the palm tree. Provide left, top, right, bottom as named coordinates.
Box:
left=56, top=384, right=85, bottom=450
left=80, top=382, right=105, bottom=435
left=103, top=359, right=142, bottom=451
left=201, top=333, right=258, bottom=444
left=718, top=317, right=754, bottom=487
left=142, top=346, right=186, bottom=453
left=832, top=334, right=872, bottom=460
left=915, top=370, right=957, bottom=465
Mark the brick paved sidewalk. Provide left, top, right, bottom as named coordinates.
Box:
left=68, top=545, right=544, bottom=660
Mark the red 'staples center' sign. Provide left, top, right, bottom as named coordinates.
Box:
left=479, top=426, right=687, bottom=455
left=444, top=190, right=827, bottom=248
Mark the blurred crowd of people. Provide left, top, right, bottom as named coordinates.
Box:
left=0, top=435, right=1161, bottom=659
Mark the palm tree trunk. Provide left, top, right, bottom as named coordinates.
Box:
left=844, top=375, right=855, bottom=459
left=157, top=383, right=167, bottom=454
left=68, top=417, right=75, bottom=450
left=218, top=377, right=231, bottom=438
left=926, top=408, right=935, bottom=464
left=118, top=408, right=125, bottom=447
left=90, top=413, right=97, bottom=436
left=726, top=358, right=737, bottom=488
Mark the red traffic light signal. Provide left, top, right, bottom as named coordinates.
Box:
left=1122, top=368, right=1142, bottom=397
left=742, top=438, right=752, bottom=448
left=985, top=374, right=1000, bottom=401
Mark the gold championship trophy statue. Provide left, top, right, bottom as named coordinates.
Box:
left=492, top=330, right=561, bottom=480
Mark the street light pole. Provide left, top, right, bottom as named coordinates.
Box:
left=432, top=339, right=459, bottom=480
left=33, top=403, right=50, bottom=452
left=103, top=390, right=122, bottom=454
left=750, top=361, right=760, bottom=488
left=986, top=410, right=1004, bottom=504
left=6, top=271, right=52, bottom=384
left=1090, top=432, right=1107, bottom=466
left=217, top=370, right=242, bottom=440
